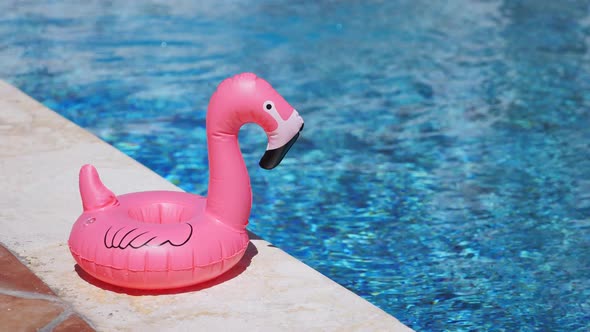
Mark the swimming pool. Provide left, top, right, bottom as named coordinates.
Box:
left=1, top=0, right=589, bottom=330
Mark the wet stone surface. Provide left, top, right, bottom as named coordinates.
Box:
left=0, top=245, right=54, bottom=295
left=54, top=314, right=96, bottom=332
left=0, top=245, right=95, bottom=331
left=0, top=294, right=64, bottom=331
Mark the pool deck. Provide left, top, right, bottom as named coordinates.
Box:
left=0, top=80, right=412, bottom=331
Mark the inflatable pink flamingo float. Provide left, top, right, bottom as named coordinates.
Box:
left=68, top=73, right=304, bottom=289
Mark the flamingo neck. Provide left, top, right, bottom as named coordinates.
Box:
left=203, top=73, right=279, bottom=230
left=205, top=129, right=252, bottom=230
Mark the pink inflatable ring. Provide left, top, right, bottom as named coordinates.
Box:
left=68, top=73, right=304, bottom=290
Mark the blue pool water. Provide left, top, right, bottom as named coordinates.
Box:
left=2, top=0, right=590, bottom=330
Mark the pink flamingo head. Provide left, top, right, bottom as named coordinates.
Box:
left=207, top=73, right=304, bottom=169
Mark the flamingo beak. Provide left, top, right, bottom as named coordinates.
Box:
left=259, top=123, right=304, bottom=170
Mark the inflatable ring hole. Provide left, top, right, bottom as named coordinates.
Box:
left=128, top=202, right=193, bottom=224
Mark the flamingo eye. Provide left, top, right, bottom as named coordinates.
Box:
left=263, top=101, right=274, bottom=111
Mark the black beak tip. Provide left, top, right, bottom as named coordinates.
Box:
left=259, top=159, right=276, bottom=170
left=259, top=131, right=301, bottom=170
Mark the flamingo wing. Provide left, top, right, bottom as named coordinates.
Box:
left=104, top=223, right=193, bottom=249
